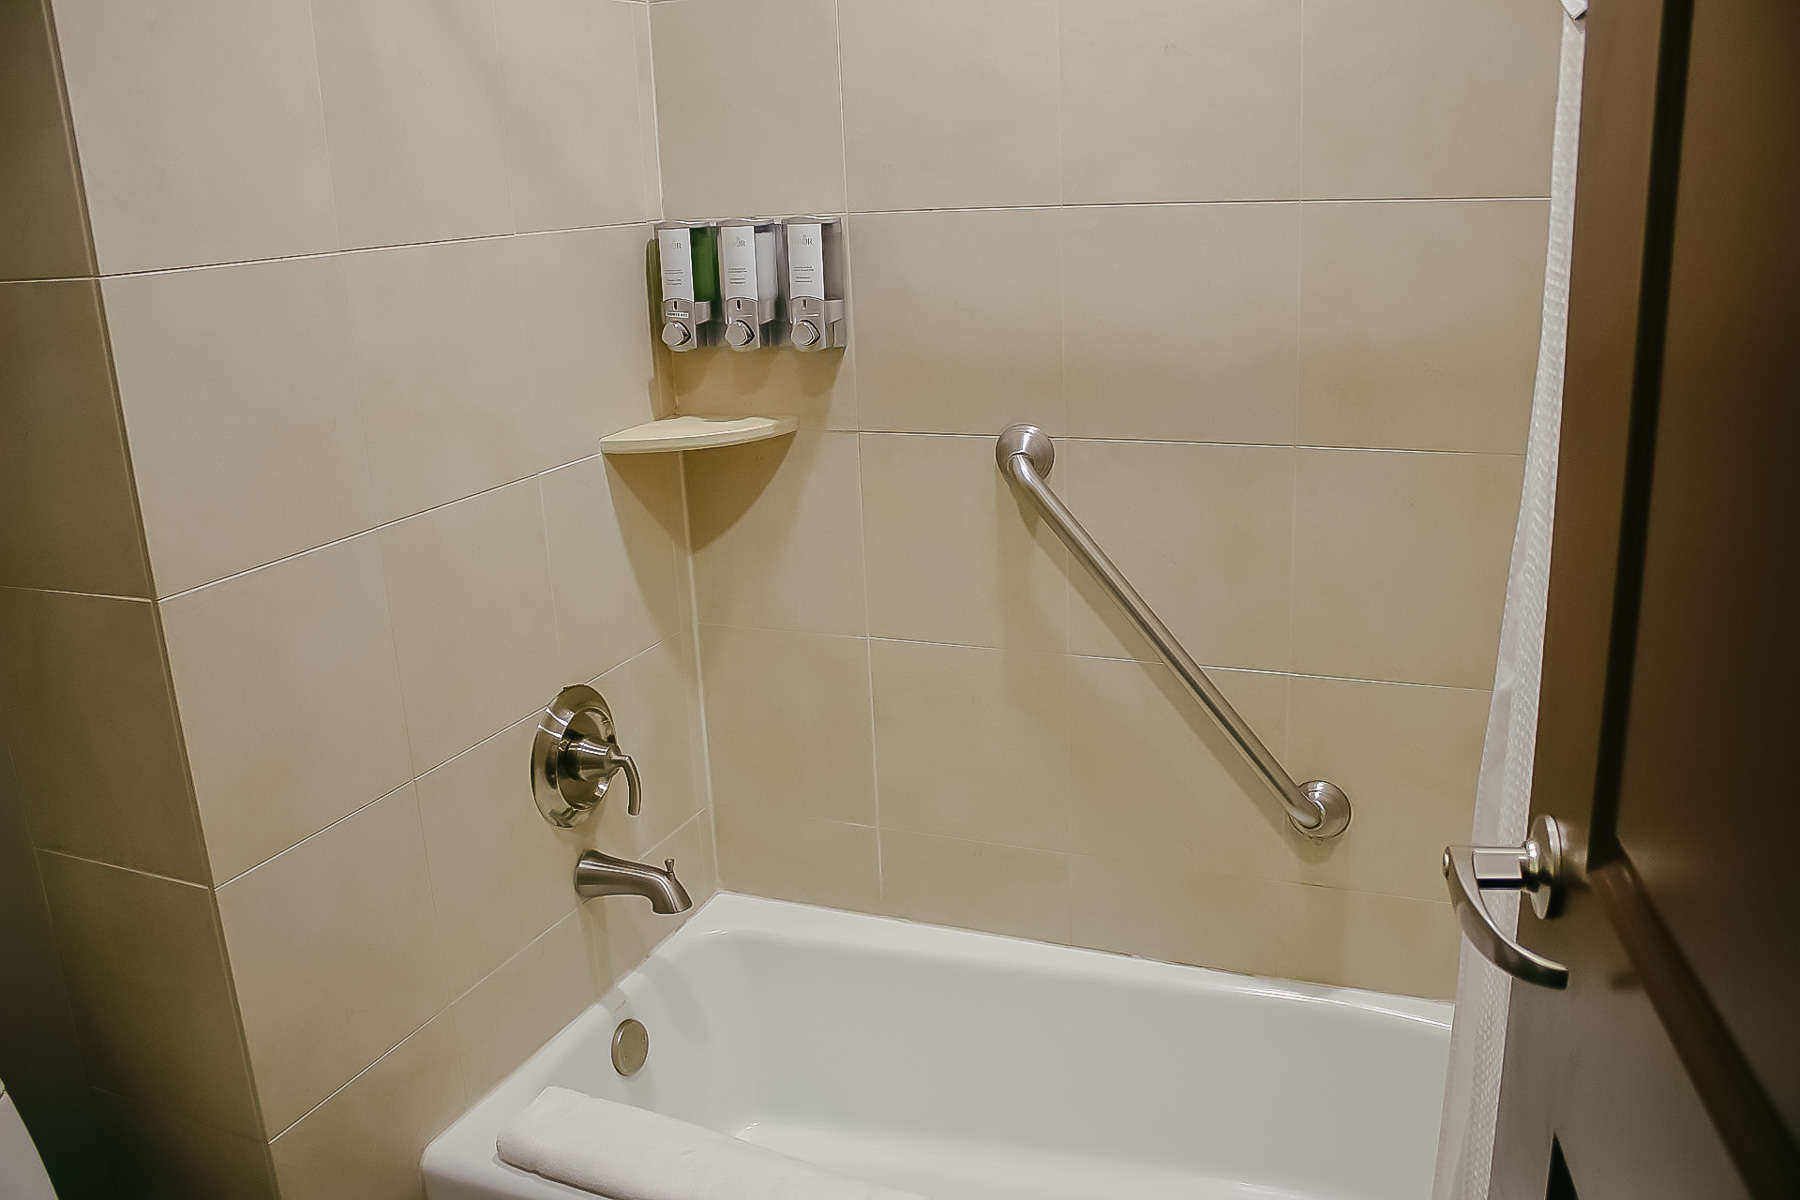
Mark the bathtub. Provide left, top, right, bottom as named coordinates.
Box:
left=424, top=893, right=1451, bottom=1200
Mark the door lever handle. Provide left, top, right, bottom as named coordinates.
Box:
left=1443, top=815, right=1572, bottom=990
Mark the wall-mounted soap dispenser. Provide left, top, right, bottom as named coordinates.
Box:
left=654, top=221, right=720, bottom=351
left=783, top=217, right=848, bottom=352
left=717, top=219, right=785, bottom=351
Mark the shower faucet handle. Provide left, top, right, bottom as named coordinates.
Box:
left=531, top=685, right=643, bottom=828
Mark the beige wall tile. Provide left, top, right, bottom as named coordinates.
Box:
left=0, top=590, right=204, bottom=881
left=416, top=717, right=587, bottom=994
left=379, top=479, right=562, bottom=774
left=310, top=0, right=511, bottom=248
left=0, top=0, right=93, bottom=280
left=0, top=281, right=150, bottom=596
left=497, top=0, right=658, bottom=231
left=688, top=433, right=867, bottom=636
left=1287, top=674, right=1489, bottom=900
left=516, top=225, right=662, bottom=455
left=861, top=435, right=1067, bottom=650
left=670, top=344, right=858, bottom=432
left=541, top=455, right=685, bottom=683
left=1303, top=0, right=1560, bottom=199
left=1062, top=205, right=1299, bottom=443
left=850, top=210, right=1064, bottom=436
left=583, top=640, right=706, bottom=859
left=1069, top=854, right=1459, bottom=997
left=1300, top=200, right=1548, bottom=453
left=650, top=0, right=844, bottom=215
left=343, top=238, right=535, bottom=523
left=162, top=536, right=411, bottom=882
left=1292, top=448, right=1522, bottom=688
left=218, top=786, right=449, bottom=1136
left=1059, top=0, right=1301, bottom=203
left=268, top=1016, right=467, bottom=1200
left=104, top=256, right=376, bottom=595
left=1064, top=440, right=1294, bottom=671
left=701, top=626, right=876, bottom=826
left=93, top=1091, right=276, bottom=1200
left=840, top=0, right=1060, bottom=210
left=879, top=831, right=1070, bottom=944
left=714, top=806, right=880, bottom=913
left=451, top=914, right=593, bottom=1098
left=39, top=853, right=261, bottom=1136
left=583, top=810, right=719, bottom=991
left=870, top=640, right=1072, bottom=851
left=1066, top=657, right=1295, bottom=878
left=52, top=0, right=336, bottom=272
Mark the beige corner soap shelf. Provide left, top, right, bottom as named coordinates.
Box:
left=597, top=415, right=797, bottom=455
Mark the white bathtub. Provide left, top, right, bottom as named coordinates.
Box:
left=424, top=893, right=1451, bottom=1200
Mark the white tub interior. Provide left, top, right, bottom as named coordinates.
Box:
left=425, top=893, right=1451, bottom=1200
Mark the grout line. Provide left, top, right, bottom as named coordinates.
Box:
left=852, top=434, right=884, bottom=898
left=36, top=846, right=210, bottom=890
left=673, top=451, right=722, bottom=882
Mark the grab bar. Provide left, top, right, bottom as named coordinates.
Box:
left=995, top=425, right=1351, bottom=840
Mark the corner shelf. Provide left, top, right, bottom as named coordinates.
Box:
left=597, top=415, right=798, bottom=455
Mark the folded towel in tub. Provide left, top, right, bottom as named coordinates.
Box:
left=496, top=1087, right=926, bottom=1200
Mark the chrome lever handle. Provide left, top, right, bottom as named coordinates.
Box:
left=531, top=685, right=644, bottom=828
left=1442, top=814, right=1572, bottom=990
left=614, top=751, right=641, bottom=817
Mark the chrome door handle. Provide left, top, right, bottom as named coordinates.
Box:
left=1442, top=815, right=1573, bottom=990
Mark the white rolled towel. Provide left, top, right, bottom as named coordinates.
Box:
left=496, top=1087, right=926, bottom=1200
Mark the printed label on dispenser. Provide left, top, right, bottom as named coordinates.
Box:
left=657, top=228, right=694, bottom=301
left=721, top=226, right=759, bottom=300
left=787, top=222, right=824, bottom=300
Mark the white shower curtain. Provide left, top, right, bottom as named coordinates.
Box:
left=1430, top=9, right=1586, bottom=1199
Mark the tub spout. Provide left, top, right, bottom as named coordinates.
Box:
left=575, top=849, right=693, bottom=914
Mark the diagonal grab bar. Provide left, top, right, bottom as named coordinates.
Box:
left=995, top=425, right=1351, bottom=840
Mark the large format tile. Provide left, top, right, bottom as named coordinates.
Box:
left=540, top=454, right=684, bottom=684
left=1291, top=448, right=1522, bottom=688
left=1065, top=657, right=1296, bottom=879
left=701, top=626, right=876, bottom=827
left=669, top=344, right=858, bottom=433
left=1062, top=205, right=1300, bottom=443
left=1286, top=674, right=1489, bottom=900
left=650, top=0, right=844, bottom=215
left=1299, top=200, right=1548, bottom=452
left=0, top=0, right=93, bottom=280
left=1059, top=0, right=1301, bottom=203
left=268, top=1015, right=467, bottom=1198
left=380, top=479, right=562, bottom=774
left=840, top=0, right=1060, bottom=210
left=450, top=915, right=592, bottom=1097
left=218, top=786, right=449, bottom=1136
left=515, top=225, right=662, bottom=458
left=688, top=433, right=867, bottom=636
left=343, top=237, right=532, bottom=524
left=1064, top=440, right=1295, bottom=671
left=0, top=590, right=204, bottom=881
left=497, top=0, right=658, bottom=231
left=582, top=810, right=718, bottom=990
left=714, top=806, right=881, bottom=913
left=162, top=536, right=411, bottom=882
left=861, top=435, right=1067, bottom=650
left=52, top=0, right=336, bottom=272
left=93, top=1091, right=276, bottom=1200
left=879, top=831, right=1071, bottom=945
left=416, top=716, right=586, bottom=994
left=0, top=281, right=150, bottom=596
left=311, top=0, right=511, bottom=248
left=105, top=255, right=376, bottom=595
left=871, top=640, right=1073, bottom=852
left=39, top=854, right=260, bottom=1136
left=1303, top=0, right=1560, bottom=199
left=1070, top=851, right=1460, bottom=997
left=850, top=210, right=1064, bottom=436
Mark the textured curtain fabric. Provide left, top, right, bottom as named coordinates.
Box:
left=1431, top=12, right=1587, bottom=1200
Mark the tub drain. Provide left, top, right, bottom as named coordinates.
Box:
left=611, top=1018, right=649, bottom=1077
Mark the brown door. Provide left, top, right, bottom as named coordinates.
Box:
left=1472, top=1, right=1800, bottom=1197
